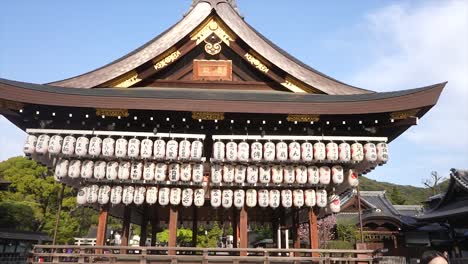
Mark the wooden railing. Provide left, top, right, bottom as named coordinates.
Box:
left=29, top=245, right=377, bottom=264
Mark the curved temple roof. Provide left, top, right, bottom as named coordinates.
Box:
left=47, top=0, right=373, bottom=95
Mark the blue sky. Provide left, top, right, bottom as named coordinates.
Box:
left=1, top=0, right=467, bottom=186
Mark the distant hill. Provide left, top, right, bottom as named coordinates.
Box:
left=359, top=176, right=449, bottom=205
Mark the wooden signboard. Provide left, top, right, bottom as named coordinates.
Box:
left=193, top=60, right=232, bottom=81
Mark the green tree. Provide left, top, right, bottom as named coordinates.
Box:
left=197, top=222, right=223, bottom=248
left=0, top=200, right=36, bottom=230
left=389, top=187, right=406, bottom=205
left=156, top=228, right=193, bottom=246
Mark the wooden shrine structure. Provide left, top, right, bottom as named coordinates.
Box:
left=0, top=0, right=445, bottom=256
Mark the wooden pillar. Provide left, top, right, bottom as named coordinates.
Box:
left=150, top=205, right=159, bottom=246
left=168, top=206, right=179, bottom=255
left=239, top=206, right=248, bottom=256
left=140, top=204, right=148, bottom=246
left=293, top=209, right=301, bottom=253
left=96, top=206, right=109, bottom=246
left=308, top=208, right=319, bottom=257
left=121, top=206, right=132, bottom=247
left=192, top=206, right=198, bottom=247
left=232, top=207, right=238, bottom=249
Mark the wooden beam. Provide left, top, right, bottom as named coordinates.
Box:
left=233, top=207, right=238, bottom=249
left=239, top=206, right=248, bottom=256
left=96, top=206, right=109, bottom=247
left=293, top=209, right=300, bottom=250
left=121, top=206, right=132, bottom=247
left=168, top=206, right=179, bottom=255
left=150, top=205, right=159, bottom=247
left=308, top=208, right=319, bottom=257
left=140, top=204, right=148, bottom=246
left=192, top=206, right=198, bottom=247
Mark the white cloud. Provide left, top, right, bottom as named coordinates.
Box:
left=351, top=0, right=468, bottom=148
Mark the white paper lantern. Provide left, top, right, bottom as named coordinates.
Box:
left=304, top=190, right=316, bottom=207
left=75, top=136, right=89, bottom=156
left=110, top=186, right=123, bottom=205
left=222, top=189, right=233, bottom=209
left=226, top=141, right=238, bottom=161
left=191, top=140, right=203, bottom=160
left=54, top=159, right=69, bottom=181
left=281, top=190, right=293, bottom=208
left=348, top=170, right=359, bottom=187
left=117, top=161, right=130, bottom=180
left=94, top=161, right=107, bottom=180
left=234, top=165, right=247, bottom=184
left=81, top=160, right=94, bottom=179
left=275, top=142, right=287, bottom=161
left=211, top=189, right=222, bottom=208
left=338, top=143, right=351, bottom=162
left=48, top=135, right=63, bottom=154
left=258, top=189, right=269, bottom=208
left=68, top=160, right=82, bottom=179
left=133, top=187, right=146, bottom=205
left=364, top=143, right=377, bottom=162
left=246, top=189, right=257, bottom=208
left=130, top=162, right=143, bottom=181
left=179, top=140, right=191, bottom=160
left=247, top=165, right=259, bottom=184
left=332, top=165, right=344, bottom=185
left=296, top=166, right=308, bottom=184
left=269, top=190, right=280, bottom=209
left=146, top=187, right=158, bottom=205
left=223, top=165, right=235, bottom=183
left=238, top=142, right=249, bottom=161
left=23, top=135, right=37, bottom=155
left=319, top=166, right=331, bottom=185
left=376, top=143, right=389, bottom=163
left=313, top=142, right=326, bottom=161
left=351, top=143, right=364, bottom=162
left=180, top=163, right=192, bottom=182
left=272, top=165, right=283, bottom=184
left=143, top=162, right=156, bottom=181
left=316, top=189, right=328, bottom=208
left=166, top=140, right=179, bottom=159
left=301, top=142, right=313, bottom=162
left=77, top=187, right=89, bottom=205
left=194, top=189, right=205, bottom=207
left=329, top=194, right=341, bottom=213
left=211, top=164, right=223, bottom=184
left=169, top=163, right=181, bottom=182
left=326, top=142, right=339, bottom=161
left=308, top=166, right=320, bottom=184
left=115, top=138, right=128, bottom=158
left=140, top=139, right=153, bottom=159
left=213, top=141, right=225, bottom=160
left=289, top=142, right=301, bottom=161
left=264, top=142, right=276, bottom=161
left=283, top=166, right=295, bottom=184
left=159, top=187, right=170, bottom=206
left=192, top=164, right=204, bottom=183
left=259, top=165, right=271, bottom=184
left=234, top=189, right=245, bottom=209
left=250, top=142, right=263, bottom=161
left=155, top=163, right=167, bottom=182
left=35, top=134, right=50, bottom=155
left=127, top=138, right=140, bottom=158
left=98, top=185, right=111, bottom=205
left=106, top=161, right=119, bottom=180
left=154, top=139, right=166, bottom=159
left=293, top=189, right=304, bottom=208
left=182, top=188, right=194, bottom=207
left=102, top=138, right=115, bottom=157
left=62, top=136, right=76, bottom=156
left=87, top=185, right=99, bottom=204
left=88, top=137, right=102, bottom=156
left=122, top=186, right=135, bottom=205
left=170, top=188, right=182, bottom=206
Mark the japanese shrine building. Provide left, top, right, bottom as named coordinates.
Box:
left=0, top=0, right=445, bottom=252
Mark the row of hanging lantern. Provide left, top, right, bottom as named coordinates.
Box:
left=77, top=185, right=206, bottom=207
left=209, top=189, right=341, bottom=212
left=210, top=164, right=359, bottom=187
left=23, top=134, right=204, bottom=160
left=54, top=159, right=205, bottom=183
left=212, top=140, right=388, bottom=163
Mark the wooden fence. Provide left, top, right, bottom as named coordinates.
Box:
left=29, top=245, right=378, bottom=264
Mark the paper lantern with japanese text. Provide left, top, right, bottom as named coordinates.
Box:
left=259, top=165, right=271, bottom=184
left=246, top=189, right=257, bottom=208
left=316, top=189, right=328, bottom=208
left=140, top=139, right=153, bottom=159
left=213, top=141, right=225, bottom=160
left=89, top=137, right=102, bottom=156
left=54, top=159, right=69, bottom=181
left=122, top=186, right=135, bottom=205
left=158, top=187, right=170, bottom=206
left=106, top=161, right=119, bottom=180
left=146, top=187, right=158, bottom=205
left=269, top=190, right=280, bottom=209
left=226, top=141, right=238, bottom=161
left=364, top=143, right=377, bottom=162
left=211, top=189, right=222, bottom=208
left=127, top=138, right=140, bottom=158
left=94, top=161, right=106, bottom=180
left=192, top=164, right=204, bottom=183
left=68, top=160, right=81, bottom=179
left=87, top=185, right=99, bottom=204
left=348, top=170, right=359, bottom=187
left=180, top=163, right=192, bottom=182
left=238, top=142, right=249, bottom=162
left=155, top=163, right=167, bottom=182
left=154, top=139, right=166, bottom=159
left=222, top=189, right=233, bottom=209
left=376, top=143, right=389, bottom=163
left=332, top=165, right=344, bottom=185
left=133, top=187, right=146, bottom=205
left=264, top=142, right=276, bottom=161
left=179, top=140, right=191, bottom=160
left=170, top=188, right=182, bottom=206
left=326, top=142, right=339, bottom=161
left=338, top=143, right=351, bottom=162
left=75, top=136, right=89, bottom=156
left=143, top=162, right=156, bottom=181
left=235, top=165, right=247, bottom=184
left=211, top=164, right=223, bottom=184
left=117, top=161, right=130, bottom=180
left=98, top=185, right=111, bottom=205
left=102, top=138, right=115, bottom=157
left=319, top=166, right=331, bottom=185
left=130, top=162, right=143, bottom=181
left=110, top=186, right=123, bottom=205
left=293, top=189, right=304, bottom=208
left=115, top=138, right=128, bottom=158
left=276, top=142, right=288, bottom=161
left=194, top=189, right=205, bottom=207
left=281, top=190, right=293, bottom=208
left=308, top=166, right=320, bottom=185
left=166, top=140, right=179, bottom=160
left=258, top=189, right=269, bottom=208
left=304, top=190, right=316, bottom=207
left=182, top=188, right=194, bottom=207
left=247, top=165, right=259, bottom=184
left=329, top=194, right=341, bottom=213
left=234, top=189, right=245, bottom=209
left=81, top=160, right=94, bottom=179
left=35, top=134, right=50, bottom=155
left=283, top=166, right=295, bottom=184
left=296, top=166, right=308, bottom=184
left=62, top=136, right=76, bottom=156
left=301, top=142, right=313, bottom=162
left=77, top=187, right=89, bottom=205
left=313, top=142, right=326, bottom=161
left=351, top=143, right=364, bottom=162
left=272, top=165, right=283, bottom=184
left=250, top=142, right=263, bottom=161
left=191, top=140, right=203, bottom=160
left=48, top=135, right=63, bottom=154
left=289, top=142, right=301, bottom=161
left=223, top=165, right=235, bottom=183
left=168, top=163, right=180, bottom=182
left=23, top=135, right=37, bottom=155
